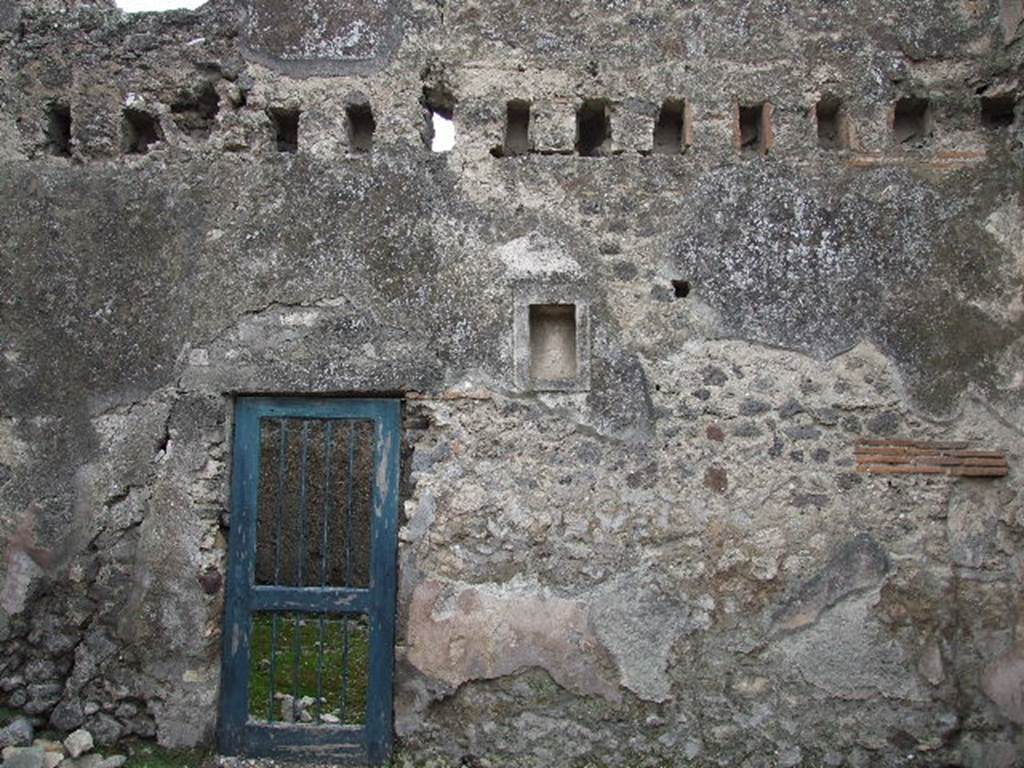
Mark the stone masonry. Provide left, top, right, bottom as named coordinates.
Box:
left=1, top=0, right=1023, bottom=765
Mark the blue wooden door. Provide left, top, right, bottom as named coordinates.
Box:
left=218, top=397, right=400, bottom=764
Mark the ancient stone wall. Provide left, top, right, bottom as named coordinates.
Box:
left=0, top=0, right=1023, bottom=765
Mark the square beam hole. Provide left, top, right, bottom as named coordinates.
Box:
left=45, top=103, right=72, bottom=157
left=268, top=107, right=300, bottom=153
left=122, top=108, right=163, bottom=155
left=346, top=102, right=376, bottom=152
left=893, top=97, right=931, bottom=145
left=653, top=99, right=688, bottom=155
left=738, top=103, right=770, bottom=154
left=816, top=95, right=846, bottom=149
left=498, top=99, right=531, bottom=157
left=171, top=81, right=220, bottom=139
left=981, top=94, right=1016, bottom=129
left=422, top=86, right=456, bottom=153
left=529, top=304, right=577, bottom=382
left=576, top=100, right=611, bottom=157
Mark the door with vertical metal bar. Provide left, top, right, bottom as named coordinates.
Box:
left=219, top=398, right=400, bottom=764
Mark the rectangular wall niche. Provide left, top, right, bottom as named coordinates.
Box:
left=122, top=108, right=163, bottom=154
left=45, top=103, right=72, bottom=157
left=422, top=86, right=456, bottom=153
left=501, top=99, right=531, bottom=157
left=893, top=97, right=931, bottom=145
left=816, top=95, right=847, bottom=149
left=653, top=99, right=688, bottom=155
left=981, top=94, right=1017, bottom=128
left=738, top=102, right=771, bottom=154
left=268, top=107, right=300, bottom=153
left=346, top=102, right=376, bottom=152
left=515, top=295, right=590, bottom=392
left=529, top=305, right=577, bottom=382
left=576, top=100, right=611, bottom=156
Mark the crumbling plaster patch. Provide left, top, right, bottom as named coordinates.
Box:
left=984, top=646, right=1024, bottom=725
left=3, top=0, right=1024, bottom=764
left=773, top=589, right=931, bottom=703
left=405, top=569, right=715, bottom=709
left=405, top=578, right=620, bottom=703
left=589, top=565, right=714, bottom=703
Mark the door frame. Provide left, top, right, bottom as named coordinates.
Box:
left=217, top=396, right=401, bottom=764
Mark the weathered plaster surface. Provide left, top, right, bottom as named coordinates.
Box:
left=405, top=579, right=620, bottom=701
left=0, top=0, right=1023, bottom=765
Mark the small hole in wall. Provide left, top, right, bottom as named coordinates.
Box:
left=45, top=102, right=71, bottom=157
left=122, top=108, right=163, bottom=154
left=430, top=112, right=455, bottom=152
left=422, top=86, right=457, bottom=153
left=529, top=304, right=577, bottom=382
left=815, top=95, right=846, bottom=149
left=498, top=99, right=531, bottom=157
left=672, top=280, right=690, bottom=298
left=653, top=99, right=687, bottom=155
left=171, top=81, right=220, bottom=139
left=893, top=97, right=931, bottom=145
left=346, top=102, right=376, bottom=152
left=738, top=103, right=769, bottom=154
left=980, top=94, right=1016, bottom=129
left=268, top=107, right=300, bottom=153
left=576, top=99, right=611, bottom=157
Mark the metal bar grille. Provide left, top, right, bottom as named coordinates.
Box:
left=341, top=423, right=357, bottom=719
left=267, top=418, right=288, bottom=722
left=219, top=398, right=399, bottom=764
left=316, top=423, right=334, bottom=723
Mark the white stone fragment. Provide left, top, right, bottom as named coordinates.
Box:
left=62, top=729, right=93, bottom=759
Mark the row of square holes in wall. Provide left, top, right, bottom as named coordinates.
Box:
left=261, top=94, right=1017, bottom=155
left=35, top=96, right=1021, bottom=158
left=37, top=100, right=378, bottom=157
left=501, top=95, right=1019, bottom=156
left=38, top=92, right=1019, bottom=158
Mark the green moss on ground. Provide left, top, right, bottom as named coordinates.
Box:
left=121, top=740, right=217, bottom=768
left=247, top=613, right=370, bottom=724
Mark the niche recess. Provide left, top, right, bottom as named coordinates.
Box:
left=122, top=108, right=163, bottom=154
left=493, top=99, right=531, bottom=157
left=893, top=97, right=931, bottom=146
left=346, top=102, right=376, bottom=152
left=268, top=107, right=300, bottom=153
left=815, top=95, right=847, bottom=149
left=738, top=102, right=772, bottom=154
left=530, top=305, right=577, bottom=381
left=981, top=94, right=1017, bottom=129
left=576, top=99, right=611, bottom=156
left=422, top=86, right=456, bottom=153
left=515, top=294, right=591, bottom=391
left=171, top=81, right=220, bottom=139
left=653, top=99, right=688, bottom=155
left=45, top=103, right=72, bottom=157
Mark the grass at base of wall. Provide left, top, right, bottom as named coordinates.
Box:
left=0, top=720, right=214, bottom=768
left=0, top=707, right=20, bottom=726
left=121, top=740, right=217, bottom=768
left=247, top=612, right=370, bottom=724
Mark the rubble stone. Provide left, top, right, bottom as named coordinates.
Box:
left=61, top=730, right=92, bottom=760
left=1, top=1, right=1022, bottom=766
